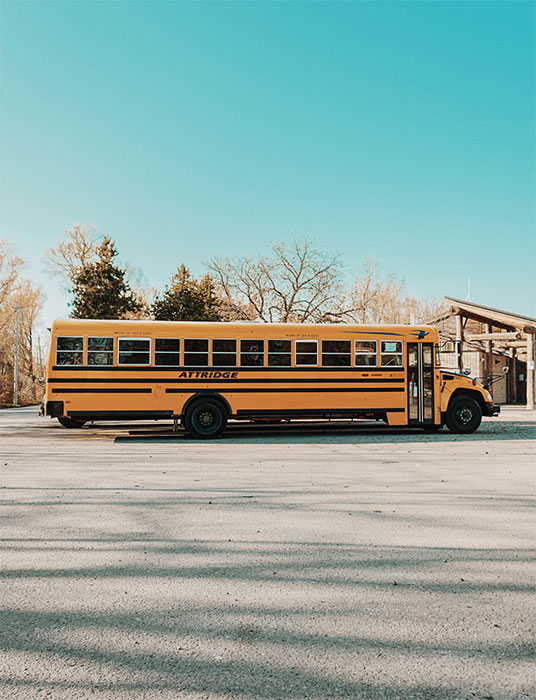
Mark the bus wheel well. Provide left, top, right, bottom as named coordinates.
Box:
left=58, top=416, right=86, bottom=429
left=449, top=388, right=486, bottom=412
left=181, top=392, right=232, bottom=418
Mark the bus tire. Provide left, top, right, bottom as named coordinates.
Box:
left=445, top=396, right=482, bottom=434
left=57, top=416, right=86, bottom=429
left=183, top=399, right=227, bottom=439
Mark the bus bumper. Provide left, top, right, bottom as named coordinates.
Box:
left=45, top=400, right=64, bottom=417
left=484, top=402, right=500, bottom=417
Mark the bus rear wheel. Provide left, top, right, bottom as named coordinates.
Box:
left=445, top=396, right=482, bottom=434
left=183, top=399, right=227, bottom=439
left=57, top=416, right=86, bottom=429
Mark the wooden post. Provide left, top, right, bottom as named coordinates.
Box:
left=486, top=323, right=494, bottom=398
left=456, top=314, right=463, bottom=373
left=511, top=348, right=517, bottom=404
left=527, top=333, right=535, bottom=410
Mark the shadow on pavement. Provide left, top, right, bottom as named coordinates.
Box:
left=110, top=420, right=536, bottom=444
left=0, top=541, right=533, bottom=699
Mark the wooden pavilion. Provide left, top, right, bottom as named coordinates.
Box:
left=432, top=298, right=536, bottom=409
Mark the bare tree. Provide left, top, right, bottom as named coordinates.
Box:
left=208, top=236, right=351, bottom=323
left=347, top=258, right=402, bottom=324
left=0, top=240, right=24, bottom=311
left=45, top=225, right=150, bottom=318
left=400, top=295, right=445, bottom=324
left=122, top=263, right=155, bottom=319
left=0, top=240, right=43, bottom=404
left=44, top=223, right=98, bottom=282
left=347, top=257, right=443, bottom=324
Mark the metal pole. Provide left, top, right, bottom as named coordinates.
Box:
left=37, top=334, right=45, bottom=403
left=13, top=303, right=19, bottom=406
left=37, top=335, right=42, bottom=376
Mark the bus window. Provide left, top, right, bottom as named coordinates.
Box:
left=355, top=340, right=377, bottom=367
left=118, top=338, right=151, bottom=365
left=87, top=337, right=114, bottom=366
left=56, top=337, right=83, bottom=365
left=380, top=341, right=403, bottom=367
left=155, top=338, right=180, bottom=366
left=268, top=340, right=291, bottom=366
left=184, top=339, right=208, bottom=366
left=240, top=340, right=264, bottom=366
left=212, top=339, right=236, bottom=366
left=295, top=340, right=318, bottom=366
left=322, top=340, right=351, bottom=366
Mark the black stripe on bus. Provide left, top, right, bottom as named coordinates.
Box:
left=52, top=365, right=405, bottom=373
left=65, top=408, right=404, bottom=420
left=165, top=387, right=404, bottom=394
left=235, top=408, right=405, bottom=416
left=68, top=410, right=172, bottom=419
left=52, top=388, right=152, bottom=394
left=48, top=377, right=405, bottom=384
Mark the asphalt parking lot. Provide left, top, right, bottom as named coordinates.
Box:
left=0, top=406, right=534, bottom=700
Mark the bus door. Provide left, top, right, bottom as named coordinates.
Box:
left=407, top=343, right=434, bottom=424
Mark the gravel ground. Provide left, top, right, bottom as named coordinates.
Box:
left=0, top=406, right=534, bottom=700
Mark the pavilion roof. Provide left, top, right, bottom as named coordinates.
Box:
left=444, top=297, right=536, bottom=332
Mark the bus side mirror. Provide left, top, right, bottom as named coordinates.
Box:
left=503, top=366, right=509, bottom=374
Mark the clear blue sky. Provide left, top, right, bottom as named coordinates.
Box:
left=1, top=0, right=534, bottom=325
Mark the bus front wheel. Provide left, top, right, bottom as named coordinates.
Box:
left=183, top=399, right=227, bottom=439
left=445, top=396, right=482, bottom=434
left=57, top=416, right=86, bottom=429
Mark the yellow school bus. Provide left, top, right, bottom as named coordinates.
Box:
left=43, top=319, right=499, bottom=437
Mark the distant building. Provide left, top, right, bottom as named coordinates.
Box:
left=431, top=298, right=536, bottom=408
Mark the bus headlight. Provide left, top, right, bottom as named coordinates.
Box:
left=485, top=391, right=492, bottom=402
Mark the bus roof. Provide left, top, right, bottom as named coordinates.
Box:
left=51, top=318, right=438, bottom=339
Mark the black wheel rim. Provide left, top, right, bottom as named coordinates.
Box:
left=194, top=407, right=221, bottom=435
left=198, top=410, right=215, bottom=429
left=455, top=405, right=473, bottom=427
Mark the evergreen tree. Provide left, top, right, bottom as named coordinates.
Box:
left=197, top=273, right=222, bottom=321
left=152, top=265, right=222, bottom=321
left=70, top=237, right=142, bottom=319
